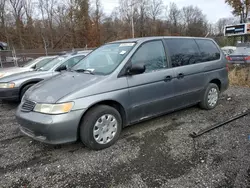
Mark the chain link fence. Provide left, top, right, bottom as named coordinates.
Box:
left=0, top=50, right=18, bottom=68
left=0, top=48, right=95, bottom=68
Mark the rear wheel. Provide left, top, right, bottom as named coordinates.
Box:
left=80, top=105, right=122, bottom=150
left=199, top=83, right=219, bottom=110
left=20, top=84, right=35, bottom=101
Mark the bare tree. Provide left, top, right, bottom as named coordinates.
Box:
left=38, top=0, right=57, bottom=48
left=0, top=0, right=7, bottom=43
left=65, top=0, right=78, bottom=47
left=167, top=2, right=182, bottom=35
left=9, top=0, right=25, bottom=20
left=23, top=0, right=36, bottom=47
left=148, top=0, right=163, bottom=21
left=0, top=0, right=5, bottom=28
left=216, top=17, right=239, bottom=35
left=23, top=0, right=33, bottom=19
left=119, top=0, right=133, bottom=22
left=91, top=0, right=103, bottom=46
left=182, top=6, right=208, bottom=36
left=137, top=0, right=149, bottom=37
left=74, top=0, right=90, bottom=47
left=119, top=0, right=138, bottom=37
left=9, top=0, right=25, bottom=48
left=0, top=0, right=220, bottom=49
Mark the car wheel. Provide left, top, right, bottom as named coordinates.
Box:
left=20, top=84, right=34, bottom=101
left=199, top=83, right=220, bottom=110
left=80, top=105, right=122, bottom=150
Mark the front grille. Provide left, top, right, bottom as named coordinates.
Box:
left=21, top=100, right=36, bottom=112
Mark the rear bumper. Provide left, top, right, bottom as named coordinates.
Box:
left=228, top=60, right=250, bottom=64
left=0, top=88, right=19, bottom=100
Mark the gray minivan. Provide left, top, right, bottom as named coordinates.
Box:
left=16, top=37, right=229, bottom=150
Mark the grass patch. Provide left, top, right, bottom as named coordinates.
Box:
left=228, top=65, right=250, bottom=87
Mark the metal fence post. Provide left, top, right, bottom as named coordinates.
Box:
left=12, top=48, right=18, bottom=67
left=0, top=52, right=2, bottom=68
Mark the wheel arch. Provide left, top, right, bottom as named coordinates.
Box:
left=19, top=79, right=43, bottom=96
left=209, top=78, right=221, bottom=91
left=77, top=99, right=128, bottom=139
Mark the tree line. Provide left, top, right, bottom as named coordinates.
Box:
left=0, top=0, right=244, bottom=50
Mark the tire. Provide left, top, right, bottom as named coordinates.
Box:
left=80, top=105, right=122, bottom=150
left=199, top=83, right=220, bottom=110
left=20, top=84, right=34, bottom=101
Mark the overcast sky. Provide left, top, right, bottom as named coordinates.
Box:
left=101, top=0, right=234, bottom=23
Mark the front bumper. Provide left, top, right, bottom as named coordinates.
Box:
left=16, top=105, right=86, bottom=144
left=0, top=88, right=19, bottom=100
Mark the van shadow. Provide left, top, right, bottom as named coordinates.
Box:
left=0, top=100, right=19, bottom=111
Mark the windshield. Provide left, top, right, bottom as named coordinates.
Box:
left=72, top=42, right=136, bottom=75
left=23, top=58, right=41, bottom=68
left=34, top=58, right=55, bottom=69
left=39, top=56, right=67, bottom=71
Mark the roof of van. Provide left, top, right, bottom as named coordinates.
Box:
left=109, top=36, right=212, bottom=44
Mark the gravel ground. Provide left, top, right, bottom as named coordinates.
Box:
left=0, top=86, right=249, bottom=188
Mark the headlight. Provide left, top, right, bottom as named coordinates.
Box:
left=33, top=102, right=74, bottom=114
left=0, top=73, right=5, bottom=78
left=0, top=82, right=15, bottom=88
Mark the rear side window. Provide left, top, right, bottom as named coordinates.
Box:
left=195, top=39, right=220, bottom=62
left=165, top=38, right=201, bottom=67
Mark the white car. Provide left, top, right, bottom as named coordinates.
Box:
left=221, top=46, right=236, bottom=56
left=0, top=56, right=57, bottom=78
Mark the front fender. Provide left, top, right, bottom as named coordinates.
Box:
left=71, top=89, right=129, bottom=111
left=19, top=78, right=44, bottom=89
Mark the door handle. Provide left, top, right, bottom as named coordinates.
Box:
left=177, top=73, right=185, bottom=79
left=164, top=75, right=173, bottom=82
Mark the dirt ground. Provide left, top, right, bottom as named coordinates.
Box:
left=0, top=87, right=249, bottom=188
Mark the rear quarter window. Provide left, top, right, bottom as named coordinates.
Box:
left=195, top=39, right=221, bottom=62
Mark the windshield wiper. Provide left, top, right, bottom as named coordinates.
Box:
left=74, top=69, right=94, bottom=75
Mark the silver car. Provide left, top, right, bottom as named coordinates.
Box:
left=0, top=51, right=90, bottom=101
left=16, top=37, right=229, bottom=150
left=0, top=56, right=57, bottom=78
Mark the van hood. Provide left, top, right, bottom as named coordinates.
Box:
left=26, top=71, right=105, bottom=103
left=0, top=70, right=51, bottom=83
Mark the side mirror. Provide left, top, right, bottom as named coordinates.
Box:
left=31, top=65, right=36, bottom=69
left=56, top=65, right=67, bottom=72
left=127, top=63, right=146, bottom=75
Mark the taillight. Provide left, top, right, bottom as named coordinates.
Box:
left=244, top=56, right=250, bottom=60
left=226, top=56, right=232, bottom=61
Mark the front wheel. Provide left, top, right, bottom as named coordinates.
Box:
left=199, top=83, right=220, bottom=110
left=80, top=105, right=122, bottom=150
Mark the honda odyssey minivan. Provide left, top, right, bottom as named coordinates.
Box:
left=16, top=37, right=229, bottom=150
